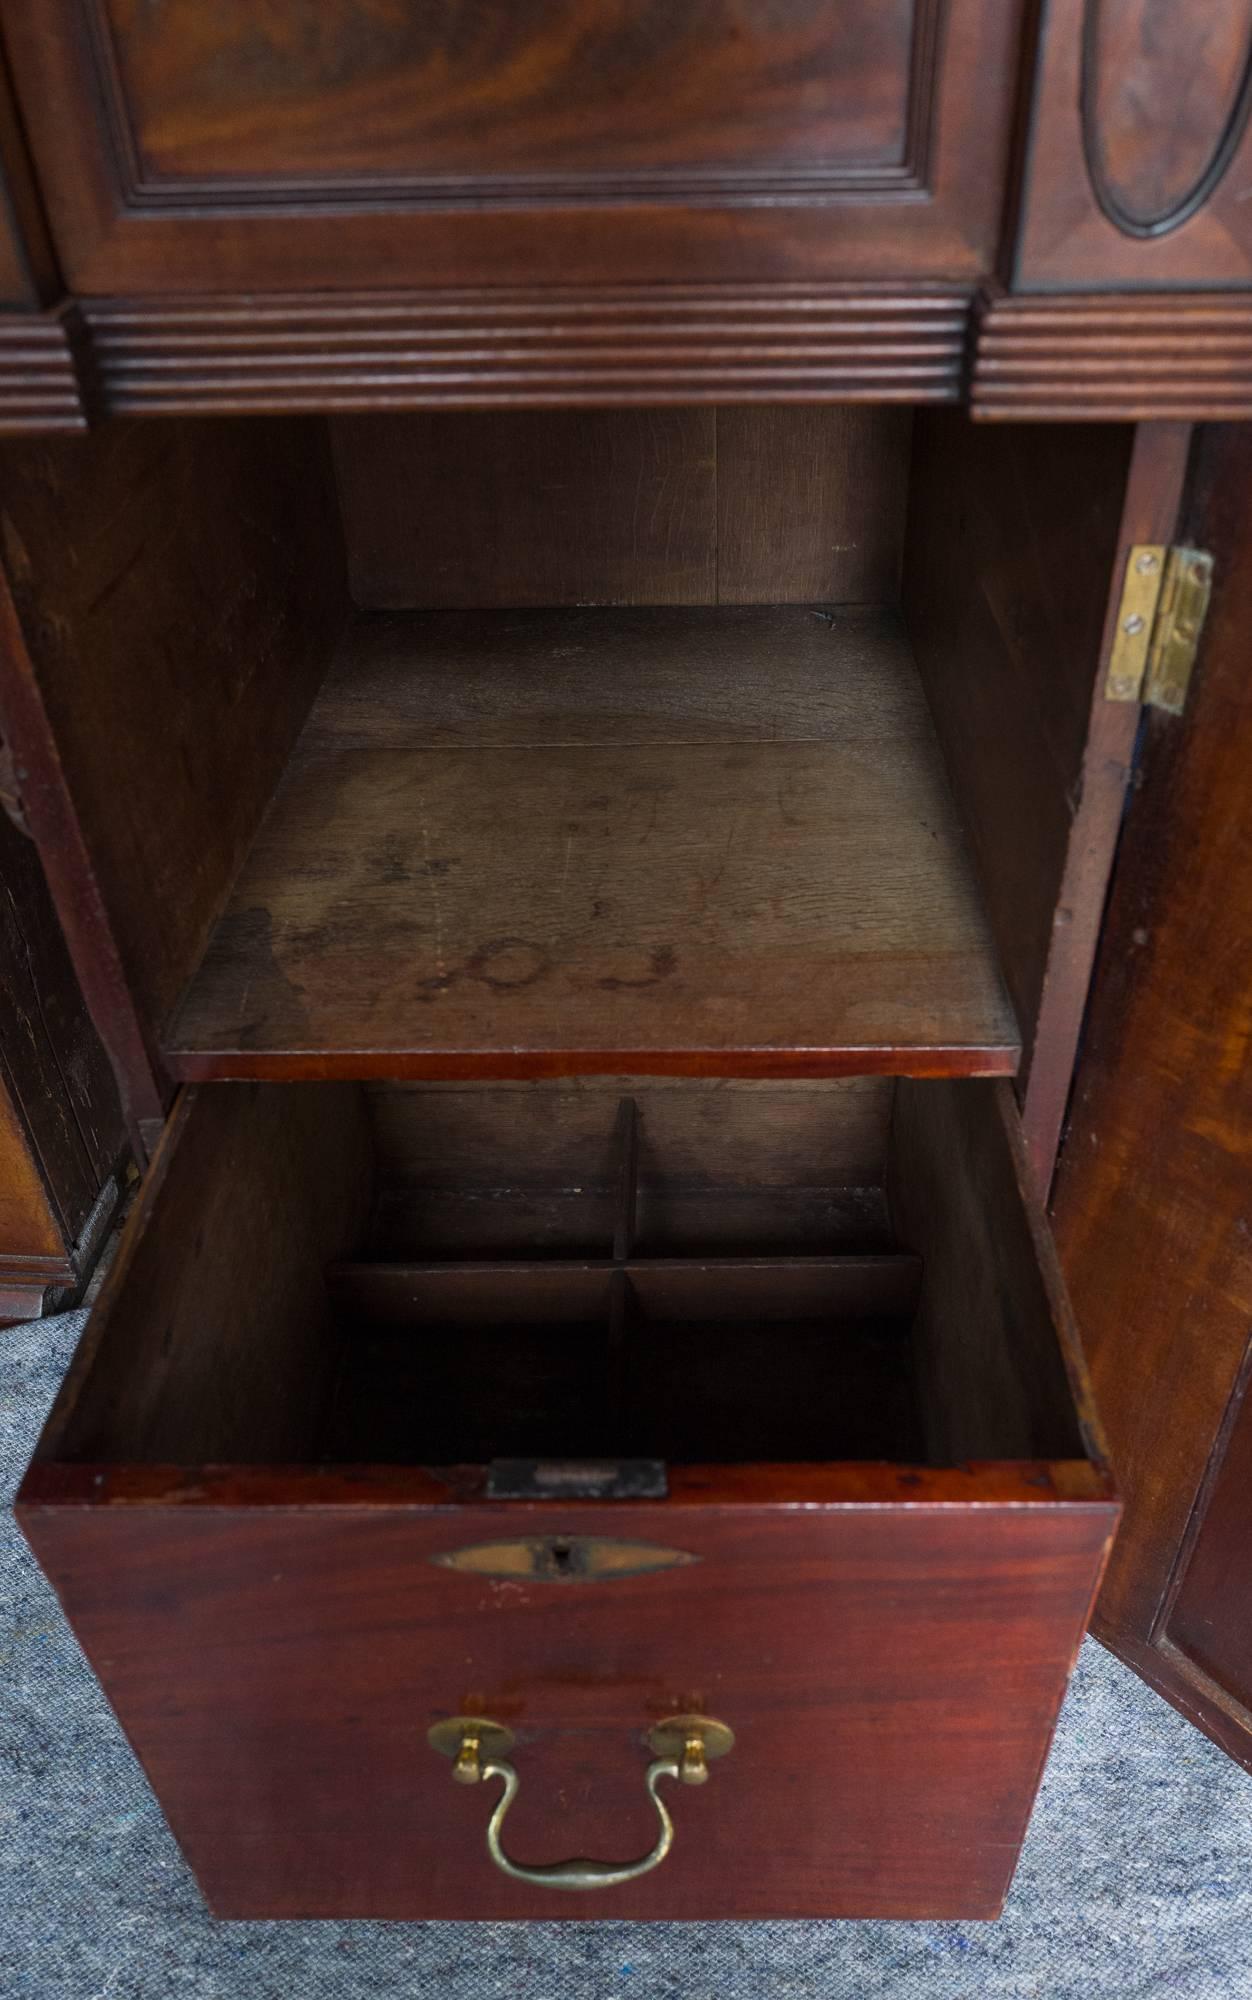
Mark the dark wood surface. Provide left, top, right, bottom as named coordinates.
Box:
left=973, top=292, right=1252, bottom=423
left=365, top=1076, right=895, bottom=1260
left=0, top=805, right=124, bottom=1315
left=1015, top=0, right=1252, bottom=290
left=42, top=1082, right=373, bottom=1468
left=3, top=0, right=1025, bottom=294
left=890, top=1080, right=1104, bottom=1468
left=81, top=285, right=972, bottom=415
left=164, top=606, right=1017, bottom=1081
left=0, top=418, right=348, bottom=1129
left=1052, top=422, right=1252, bottom=1769
left=903, top=415, right=1190, bottom=1189
left=333, top=407, right=910, bottom=610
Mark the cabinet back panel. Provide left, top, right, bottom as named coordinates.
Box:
left=332, top=407, right=910, bottom=609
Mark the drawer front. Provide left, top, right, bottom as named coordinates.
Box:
left=1015, top=0, right=1252, bottom=289
left=22, top=1478, right=1111, bottom=1920
left=5, top=0, right=1027, bottom=293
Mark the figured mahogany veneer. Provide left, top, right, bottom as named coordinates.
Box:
left=1, top=0, right=1026, bottom=294
left=1014, top=0, right=1252, bottom=290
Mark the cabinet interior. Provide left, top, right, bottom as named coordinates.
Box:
left=4, top=403, right=1126, bottom=1483
left=0, top=405, right=1133, bottom=1101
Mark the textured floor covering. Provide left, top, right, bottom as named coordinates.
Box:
left=4, top=1308, right=1252, bottom=2000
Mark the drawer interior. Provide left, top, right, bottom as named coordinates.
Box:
left=37, top=1075, right=1097, bottom=1483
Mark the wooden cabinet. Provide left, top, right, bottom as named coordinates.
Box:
left=1, top=0, right=1250, bottom=1929
left=0, top=399, right=1192, bottom=1918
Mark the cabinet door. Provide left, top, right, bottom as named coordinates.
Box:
left=1053, top=423, right=1252, bottom=1769
left=1016, top=0, right=1252, bottom=288
left=2, top=0, right=1026, bottom=294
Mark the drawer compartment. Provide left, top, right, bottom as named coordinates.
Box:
left=18, top=1075, right=1116, bottom=1920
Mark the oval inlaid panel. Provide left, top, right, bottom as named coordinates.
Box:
left=1082, top=0, right=1252, bottom=235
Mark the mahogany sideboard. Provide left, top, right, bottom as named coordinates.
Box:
left=0, top=0, right=1249, bottom=1923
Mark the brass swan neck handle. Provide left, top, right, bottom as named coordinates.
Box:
left=429, top=1713, right=735, bottom=1891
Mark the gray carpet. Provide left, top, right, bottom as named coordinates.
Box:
left=4, top=1309, right=1251, bottom=2000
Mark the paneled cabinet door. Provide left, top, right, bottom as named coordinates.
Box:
left=1052, top=425, right=1252, bottom=1771
left=2, top=0, right=1027, bottom=294
left=1016, top=0, right=1252, bottom=288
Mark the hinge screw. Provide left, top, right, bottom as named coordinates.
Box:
left=1135, top=552, right=1159, bottom=574
left=1122, top=613, right=1146, bottom=636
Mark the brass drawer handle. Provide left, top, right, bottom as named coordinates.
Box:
left=429, top=1712, right=734, bottom=1892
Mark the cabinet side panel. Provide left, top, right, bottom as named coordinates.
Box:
left=37, top=1082, right=373, bottom=1467
left=903, top=416, right=1193, bottom=1187
left=0, top=419, right=347, bottom=1099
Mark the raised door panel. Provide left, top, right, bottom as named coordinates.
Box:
left=2, top=0, right=1028, bottom=292
left=1017, top=0, right=1252, bottom=288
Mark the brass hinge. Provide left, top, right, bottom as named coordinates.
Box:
left=1105, top=544, right=1214, bottom=714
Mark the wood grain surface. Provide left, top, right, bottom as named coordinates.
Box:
left=0, top=419, right=348, bottom=1127
left=1052, top=422, right=1252, bottom=1765
left=3, top=0, right=1025, bottom=293
left=164, top=606, right=1017, bottom=1080
left=333, top=407, right=909, bottom=609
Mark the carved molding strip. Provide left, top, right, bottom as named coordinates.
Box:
left=1081, top=0, right=1252, bottom=238
left=0, top=304, right=90, bottom=432
left=973, top=290, right=1252, bottom=420
left=84, top=284, right=971, bottom=413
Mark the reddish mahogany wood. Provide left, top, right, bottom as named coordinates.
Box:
left=18, top=1491, right=1113, bottom=1920
left=79, top=286, right=972, bottom=415
left=1052, top=423, right=1252, bottom=1769
left=3, top=2, right=1026, bottom=295
left=973, top=292, right=1252, bottom=422
left=1015, top=0, right=1252, bottom=290
left=16, top=1071, right=1114, bottom=1916
left=0, top=46, right=91, bottom=431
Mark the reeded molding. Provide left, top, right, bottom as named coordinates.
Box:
left=972, top=290, right=1252, bottom=420
left=0, top=304, right=90, bottom=431
left=84, top=283, right=971, bottom=413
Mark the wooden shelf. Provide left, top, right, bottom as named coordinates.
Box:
left=164, top=606, right=1018, bottom=1080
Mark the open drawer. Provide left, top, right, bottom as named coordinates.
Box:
left=18, top=1074, right=1116, bottom=1920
